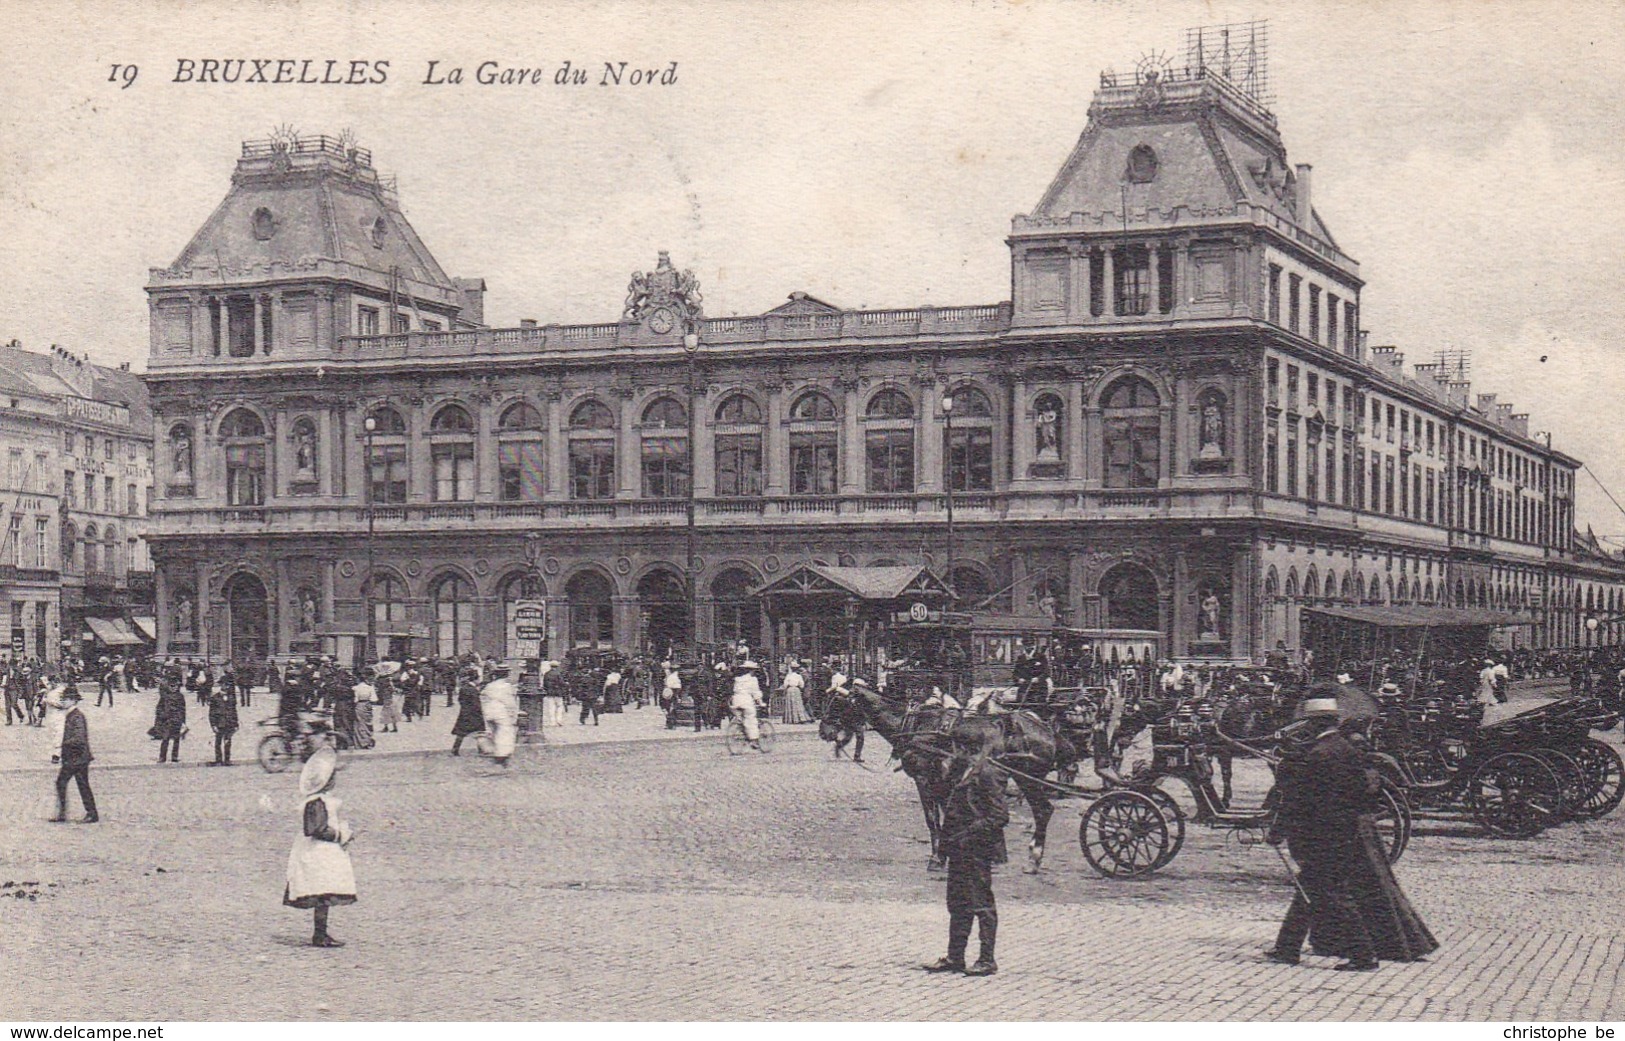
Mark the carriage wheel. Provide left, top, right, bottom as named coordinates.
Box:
left=1372, top=781, right=1411, bottom=864
left=257, top=734, right=293, bottom=773
left=1131, top=785, right=1186, bottom=870
left=1079, top=790, right=1171, bottom=879
left=1567, top=739, right=1625, bottom=820
left=1469, top=752, right=1561, bottom=838
left=1530, top=748, right=1586, bottom=822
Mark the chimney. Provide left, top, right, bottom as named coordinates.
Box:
left=454, top=277, right=487, bottom=327
left=1447, top=380, right=1472, bottom=408
left=1509, top=413, right=1530, bottom=438
left=1295, top=163, right=1313, bottom=226
left=1495, top=403, right=1514, bottom=427
left=1476, top=393, right=1498, bottom=414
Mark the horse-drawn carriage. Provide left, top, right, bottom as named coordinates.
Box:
left=1365, top=692, right=1622, bottom=837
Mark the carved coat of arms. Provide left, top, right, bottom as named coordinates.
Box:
left=623, top=251, right=704, bottom=332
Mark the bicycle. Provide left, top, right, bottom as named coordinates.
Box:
left=725, top=710, right=776, bottom=755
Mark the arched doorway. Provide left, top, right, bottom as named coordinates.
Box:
left=225, top=573, right=269, bottom=661
left=1100, top=563, right=1159, bottom=632
left=566, top=571, right=615, bottom=650
left=711, top=568, right=761, bottom=650
left=637, top=569, right=689, bottom=654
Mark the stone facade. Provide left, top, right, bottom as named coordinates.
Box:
left=141, top=76, right=1625, bottom=665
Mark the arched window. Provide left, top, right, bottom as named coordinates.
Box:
left=61, top=520, right=77, bottom=572
left=947, top=387, right=995, bottom=491
left=220, top=409, right=267, bottom=507
left=290, top=416, right=319, bottom=489
left=1341, top=573, right=1353, bottom=601
left=498, top=402, right=545, bottom=501
left=365, top=406, right=409, bottom=504
left=499, top=402, right=542, bottom=430
left=865, top=388, right=915, bottom=493
left=430, top=404, right=475, bottom=502
left=640, top=398, right=689, bottom=500
left=566, top=570, right=614, bottom=649
left=1102, top=377, right=1161, bottom=489
left=789, top=392, right=838, bottom=495
left=866, top=388, right=914, bottom=419
left=790, top=391, right=837, bottom=421
left=430, top=404, right=474, bottom=433
left=711, top=568, right=760, bottom=647
left=367, top=406, right=407, bottom=435
left=431, top=574, right=474, bottom=657
left=167, top=423, right=195, bottom=493
left=104, top=526, right=119, bottom=576
left=500, top=571, right=545, bottom=657
left=569, top=399, right=616, bottom=500
left=83, top=522, right=99, bottom=573
left=714, top=394, right=763, bottom=498
left=949, top=566, right=992, bottom=608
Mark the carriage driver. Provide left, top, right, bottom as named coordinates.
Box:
left=730, top=660, right=769, bottom=753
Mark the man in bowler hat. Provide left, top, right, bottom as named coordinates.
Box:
left=50, top=689, right=97, bottom=823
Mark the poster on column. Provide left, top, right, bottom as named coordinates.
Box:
left=509, top=600, right=545, bottom=659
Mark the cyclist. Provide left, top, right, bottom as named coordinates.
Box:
left=730, top=660, right=768, bottom=753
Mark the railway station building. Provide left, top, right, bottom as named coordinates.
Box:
left=139, top=51, right=1625, bottom=664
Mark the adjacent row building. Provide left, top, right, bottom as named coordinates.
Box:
left=138, top=43, right=1625, bottom=665
left=0, top=342, right=154, bottom=660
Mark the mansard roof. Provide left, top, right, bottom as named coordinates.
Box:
left=1028, top=71, right=1338, bottom=247
left=165, top=136, right=455, bottom=292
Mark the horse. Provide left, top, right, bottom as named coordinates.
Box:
left=817, top=688, right=867, bottom=763
left=845, top=682, right=1085, bottom=874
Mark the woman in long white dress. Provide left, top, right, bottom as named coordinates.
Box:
left=283, top=747, right=356, bottom=947
left=780, top=660, right=809, bottom=724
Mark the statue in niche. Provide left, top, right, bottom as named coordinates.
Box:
left=171, top=429, right=193, bottom=484
left=1199, top=586, right=1224, bottom=641
left=173, top=592, right=195, bottom=637
left=299, top=592, right=319, bottom=634
left=1199, top=398, right=1226, bottom=460
left=1034, top=395, right=1062, bottom=462
left=293, top=424, right=317, bottom=481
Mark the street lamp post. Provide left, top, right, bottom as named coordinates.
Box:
left=942, top=392, right=956, bottom=592
left=683, top=325, right=701, bottom=658
left=363, top=414, right=377, bottom=668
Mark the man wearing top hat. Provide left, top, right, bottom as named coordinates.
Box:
left=49, top=688, right=97, bottom=823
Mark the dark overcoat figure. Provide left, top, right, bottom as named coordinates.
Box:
left=153, top=682, right=187, bottom=763
left=51, top=692, right=97, bottom=822
left=925, top=753, right=1008, bottom=976
left=1269, top=706, right=1437, bottom=970
left=450, top=681, right=485, bottom=755
left=208, top=684, right=240, bottom=766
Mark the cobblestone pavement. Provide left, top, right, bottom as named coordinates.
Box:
left=2, top=683, right=1621, bottom=1020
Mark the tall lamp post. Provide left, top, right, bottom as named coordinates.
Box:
left=683, top=324, right=701, bottom=658
left=363, top=413, right=377, bottom=667
left=942, top=391, right=956, bottom=594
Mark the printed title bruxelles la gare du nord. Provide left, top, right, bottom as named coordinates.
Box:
left=163, top=58, right=679, bottom=88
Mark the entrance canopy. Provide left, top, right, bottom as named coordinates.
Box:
left=753, top=564, right=954, bottom=607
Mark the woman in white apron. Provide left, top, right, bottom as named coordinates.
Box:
left=283, top=747, right=356, bottom=947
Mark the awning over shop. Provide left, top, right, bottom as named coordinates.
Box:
left=1302, top=605, right=1530, bottom=629
left=85, top=617, right=144, bottom=646
left=132, top=617, right=157, bottom=641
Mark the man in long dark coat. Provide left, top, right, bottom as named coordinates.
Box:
left=924, top=749, right=1009, bottom=977
left=1267, top=691, right=1436, bottom=970
left=50, top=689, right=97, bottom=823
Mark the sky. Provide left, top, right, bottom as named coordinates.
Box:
left=2, top=0, right=1623, bottom=533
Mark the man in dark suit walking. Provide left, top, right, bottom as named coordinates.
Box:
left=924, top=747, right=1008, bottom=977
left=49, top=689, right=97, bottom=823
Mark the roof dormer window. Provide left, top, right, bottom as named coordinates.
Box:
left=1126, top=144, right=1159, bottom=184
left=369, top=216, right=387, bottom=249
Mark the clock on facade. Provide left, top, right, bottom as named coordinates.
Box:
left=647, top=307, right=675, bottom=334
